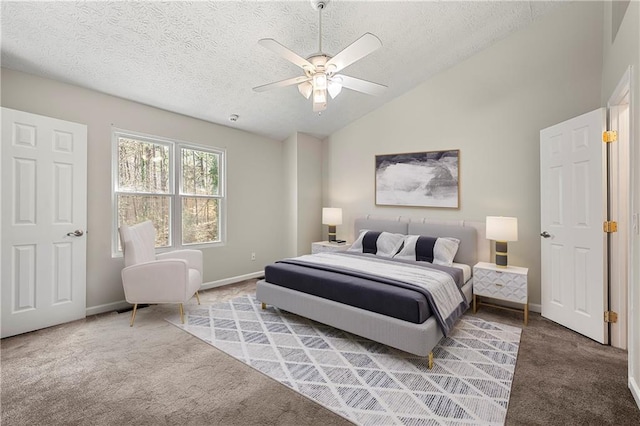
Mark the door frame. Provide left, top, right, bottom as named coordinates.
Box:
left=607, top=66, right=640, bottom=408
left=608, top=66, right=638, bottom=408
left=607, top=67, right=631, bottom=350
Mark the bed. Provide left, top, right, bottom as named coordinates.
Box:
left=256, top=217, right=482, bottom=367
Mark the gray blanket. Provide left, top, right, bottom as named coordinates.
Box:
left=278, top=252, right=469, bottom=336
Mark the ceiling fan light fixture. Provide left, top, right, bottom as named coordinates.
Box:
left=253, top=0, right=386, bottom=113
left=298, top=81, right=313, bottom=99
left=327, top=80, right=342, bottom=99
left=313, top=99, right=327, bottom=112
left=313, top=72, right=327, bottom=90
left=313, top=88, right=327, bottom=104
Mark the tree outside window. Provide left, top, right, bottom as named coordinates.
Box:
left=181, top=148, right=220, bottom=245
left=113, top=131, right=224, bottom=253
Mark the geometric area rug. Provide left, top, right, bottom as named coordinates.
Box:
left=167, top=294, right=522, bottom=426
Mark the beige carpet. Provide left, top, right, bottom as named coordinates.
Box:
left=2, top=280, right=639, bottom=425
left=1, top=281, right=350, bottom=426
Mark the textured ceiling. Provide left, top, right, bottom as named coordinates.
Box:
left=1, top=1, right=563, bottom=141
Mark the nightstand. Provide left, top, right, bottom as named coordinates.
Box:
left=473, top=261, right=529, bottom=325
left=311, top=241, right=351, bottom=254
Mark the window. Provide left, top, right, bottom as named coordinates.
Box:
left=113, top=129, right=224, bottom=253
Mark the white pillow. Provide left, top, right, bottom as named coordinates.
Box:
left=348, top=230, right=405, bottom=257
left=393, top=235, right=460, bottom=266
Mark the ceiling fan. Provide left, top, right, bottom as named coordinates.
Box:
left=253, top=0, right=387, bottom=113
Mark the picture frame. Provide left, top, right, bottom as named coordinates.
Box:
left=375, top=149, right=460, bottom=208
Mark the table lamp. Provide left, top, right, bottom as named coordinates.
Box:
left=322, top=208, right=342, bottom=242
left=486, top=216, right=518, bottom=267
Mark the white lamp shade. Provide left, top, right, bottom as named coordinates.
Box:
left=298, top=81, right=313, bottom=99
left=486, top=216, right=518, bottom=241
left=322, top=208, right=342, bottom=225
left=327, top=80, right=342, bottom=99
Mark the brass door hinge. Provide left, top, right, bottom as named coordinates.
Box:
left=603, top=130, right=618, bottom=143
left=604, top=311, right=618, bottom=323
left=603, top=221, right=618, bottom=233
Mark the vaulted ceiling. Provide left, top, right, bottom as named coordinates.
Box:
left=1, top=1, right=563, bottom=141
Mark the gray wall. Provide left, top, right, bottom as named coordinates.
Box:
left=283, top=133, right=298, bottom=258
left=283, top=132, right=323, bottom=257
left=322, top=1, right=604, bottom=307
left=296, top=133, right=323, bottom=254
left=1, top=68, right=285, bottom=313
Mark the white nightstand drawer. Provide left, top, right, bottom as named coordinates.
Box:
left=474, top=271, right=527, bottom=303
left=473, top=263, right=528, bottom=303
left=311, top=241, right=351, bottom=254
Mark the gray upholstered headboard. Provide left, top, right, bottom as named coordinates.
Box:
left=352, top=217, right=479, bottom=266
left=354, top=217, right=409, bottom=235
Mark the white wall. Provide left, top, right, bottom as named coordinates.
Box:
left=323, top=1, right=604, bottom=307
left=1, top=68, right=285, bottom=313
left=601, top=0, right=640, bottom=408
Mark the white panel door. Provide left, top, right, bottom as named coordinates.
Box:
left=1, top=107, right=87, bottom=338
left=540, top=108, right=606, bottom=343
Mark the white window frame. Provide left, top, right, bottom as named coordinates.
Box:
left=111, top=128, right=226, bottom=256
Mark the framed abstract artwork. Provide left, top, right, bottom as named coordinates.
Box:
left=375, top=150, right=460, bottom=208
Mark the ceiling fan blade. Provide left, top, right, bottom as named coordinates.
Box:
left=258, top=39, right=314, bottom=70
left=326, top=33, right=382, bottom=73
left=335, top=75, right=387, bottom=96
left=253, top=76, right=311, bottom=92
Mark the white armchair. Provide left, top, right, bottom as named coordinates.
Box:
left=119, top=220, right=203, bottom=326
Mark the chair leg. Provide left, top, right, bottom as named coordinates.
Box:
left=130, top=304, right=138, bottom=327
left=195, top=291, right=201, bottom=305
left=179, top=303, right=185, bottom=324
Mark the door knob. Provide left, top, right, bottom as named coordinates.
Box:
left=66, top=230, right=84, bottom=237
left=540, top=231, right=551, bottom=238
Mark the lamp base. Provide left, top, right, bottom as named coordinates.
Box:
left=495, top=241, right=508, bottom=268
left=327, top=225, right=336, bottom=242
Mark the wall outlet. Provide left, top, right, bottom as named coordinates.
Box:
left=251, top=252, right=256, bottom=261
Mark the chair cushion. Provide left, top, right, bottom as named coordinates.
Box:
left=119, top=221, right=156, bottom=267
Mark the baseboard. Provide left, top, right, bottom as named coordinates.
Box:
left=529, top=303, right=541, bottom=313
left=85, top=300, right=132, bottom=317
left=630, top=376, right=640, bottom=410
left=85, top=271, right=265, bottom=316
left=200, top=271, right=264, bottom=290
